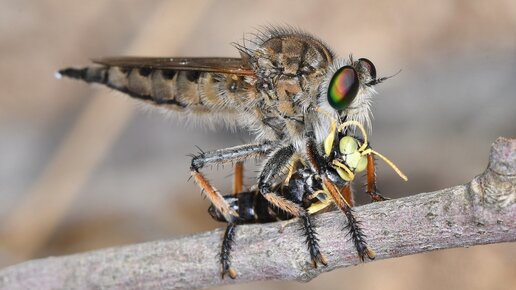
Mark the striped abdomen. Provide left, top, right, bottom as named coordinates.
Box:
left=57, top=65, right=252, bottom=116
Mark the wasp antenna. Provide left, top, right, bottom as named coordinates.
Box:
left=369, top=149, right=408, bottom=181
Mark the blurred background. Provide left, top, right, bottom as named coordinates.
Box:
left=0, top=0, right=515, bottom=289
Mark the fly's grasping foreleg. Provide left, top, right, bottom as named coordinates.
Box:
left=306, top=135, right=375, bottom=260
left=192, top=143, right=276, bottom=279
left=191, top=142, right=275, bottom=223
left=218, top=161, right=244, bottom=279
left=258, top=145, right=327, bottom=267
left=220, top=223, right=237, bottom=279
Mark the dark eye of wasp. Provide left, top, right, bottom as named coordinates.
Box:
left=327, top=66, right=359, bottom=111
left=358, top=58, right=376, bottom=80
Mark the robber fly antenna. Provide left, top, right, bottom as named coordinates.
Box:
left=365, top=69, right=402, bottom=86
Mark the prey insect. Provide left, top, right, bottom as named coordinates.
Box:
left=57, top=26, right=405, bottom=278
left=209, top=120, right=407, bottom=279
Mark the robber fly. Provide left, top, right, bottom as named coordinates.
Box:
left=209, top=120, right=407, bottom=278
left=57, top=26, right=403, bottom=276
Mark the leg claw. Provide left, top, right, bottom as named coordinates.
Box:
left=310, top=253, right=328, bottom=268
left=367, top=191, right=390, bottom=202
left=221, top=266, right=237, bottom=279
left=358, top=246, right=376, bottom=261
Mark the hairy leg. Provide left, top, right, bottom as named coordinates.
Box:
left=306, top=136, right=375, bottom=260
left=191, top=142, right=276, bottom=222
left=258, top=145, right=326, bottom=266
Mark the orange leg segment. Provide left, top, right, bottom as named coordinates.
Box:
left=366, top=153, right=387, bottom=202
left=340, top=184, right=354, bottom=207
left=191, top=171, right=237, bottom=222
left=233, top=161, right=244, bottom=195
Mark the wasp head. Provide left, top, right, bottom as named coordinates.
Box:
left=323, top=120, right=369, bottom=183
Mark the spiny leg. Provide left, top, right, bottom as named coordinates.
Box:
left=306, top=136, right=375, bottom=260
left=323, top=180, right=375, bottom=261
left=258, top=145, right=326, bottom=267
left=191, top=143, right=275, bottom=279
left=191, top=142, right=276, bottom=222
left=339, top=185, right=375, bottom=261
left=300, top=212, right=328, bottom=267
left=220, top=223, right=237, bottom=279
left=218, top=161, right=245, bottom=279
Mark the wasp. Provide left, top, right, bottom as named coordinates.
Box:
left=57, top=27, right=405, bottom=277
left=208, top=120, right=407, bottom=278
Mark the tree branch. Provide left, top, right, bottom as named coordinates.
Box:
left=1, top=137, right=514, bottom=290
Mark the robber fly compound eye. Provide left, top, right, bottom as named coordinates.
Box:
left=327, top=66, right=360, bottom=111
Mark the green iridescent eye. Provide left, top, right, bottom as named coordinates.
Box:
left=327, top=66, right=359, bottom=111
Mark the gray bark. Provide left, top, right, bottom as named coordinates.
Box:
left=0, top=137, right=514, bottom=290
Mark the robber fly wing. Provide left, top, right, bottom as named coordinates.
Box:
left=92, top=57, right=255, bottom=76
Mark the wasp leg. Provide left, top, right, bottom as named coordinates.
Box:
left=220, top=223, right=238, bottom=279
left=191, top=142, right=276, bottom=222
left=366, top=153, right=389, bottom=202
left=306, top=136, right=375, bottom=261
